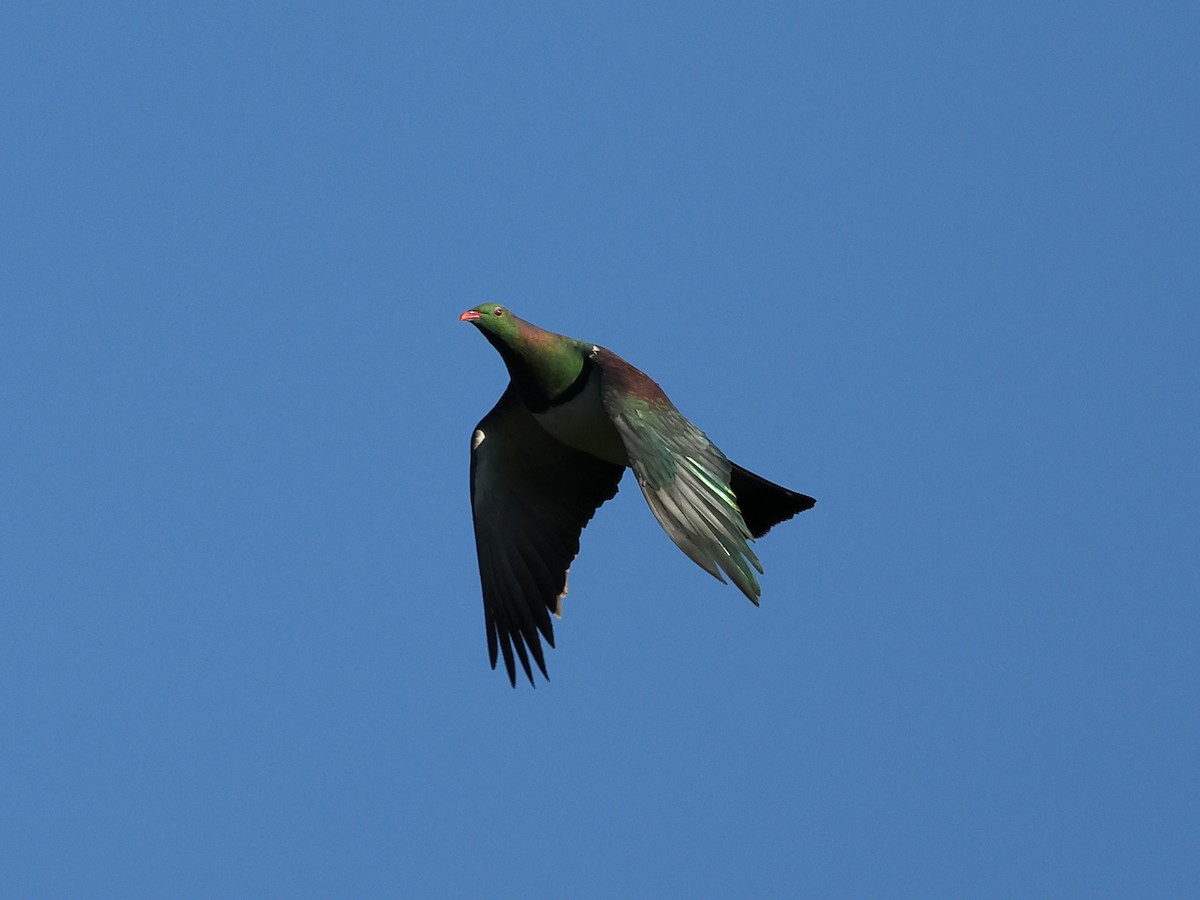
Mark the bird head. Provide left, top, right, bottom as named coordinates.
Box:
left=459, top=302, right=521, bottom=344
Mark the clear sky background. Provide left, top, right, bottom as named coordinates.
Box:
left=3, top=3, right=1197, bottom=897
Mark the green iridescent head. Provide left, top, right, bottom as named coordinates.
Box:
left=459, top=302, right=523, bottom=343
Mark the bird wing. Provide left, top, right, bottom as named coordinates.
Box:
left=469, top=385, right=624, bottom=686
left=593, top=349, right=764, bottom=603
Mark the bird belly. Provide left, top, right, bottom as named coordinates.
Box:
left=533, top=373, right=628, bottom=465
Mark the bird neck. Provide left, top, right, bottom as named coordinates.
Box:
left=482, top=328, right=588, bottom=412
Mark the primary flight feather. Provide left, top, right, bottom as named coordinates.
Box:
left=461, top=303, right=815, bottom=686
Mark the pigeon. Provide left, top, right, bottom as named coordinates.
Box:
left=461, top=303, right=815, bottom=685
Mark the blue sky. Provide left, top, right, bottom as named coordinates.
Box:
left=2, top=2, right=1197, bottom=896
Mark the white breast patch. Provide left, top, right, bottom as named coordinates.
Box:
left=532, top=367, right=628, bottom=465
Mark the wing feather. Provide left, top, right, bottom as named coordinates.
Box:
left=469, top=386, right=624, bottom=686
left=594, top=350, right=765, bottom=602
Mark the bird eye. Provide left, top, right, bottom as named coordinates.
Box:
left=493, top=307, right=504, bottom=316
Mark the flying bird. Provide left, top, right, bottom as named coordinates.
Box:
left=461, top=304, right=815, bottom=686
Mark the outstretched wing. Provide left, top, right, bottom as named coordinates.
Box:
left=593, top=349, right=765, bottom=602
left=469, top=385, right=624, bottom=686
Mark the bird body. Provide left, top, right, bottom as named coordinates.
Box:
left=531, top=361, right=628, bottom=466
left=461, top=303, right=815, bottom=685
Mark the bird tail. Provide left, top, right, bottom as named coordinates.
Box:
left=729, top=463, right=816, bottom=539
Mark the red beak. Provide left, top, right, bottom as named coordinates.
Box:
left=459, top=310, right=482, bottom=322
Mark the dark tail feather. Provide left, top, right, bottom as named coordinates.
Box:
left=729, top=462, right=816, bottom=539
